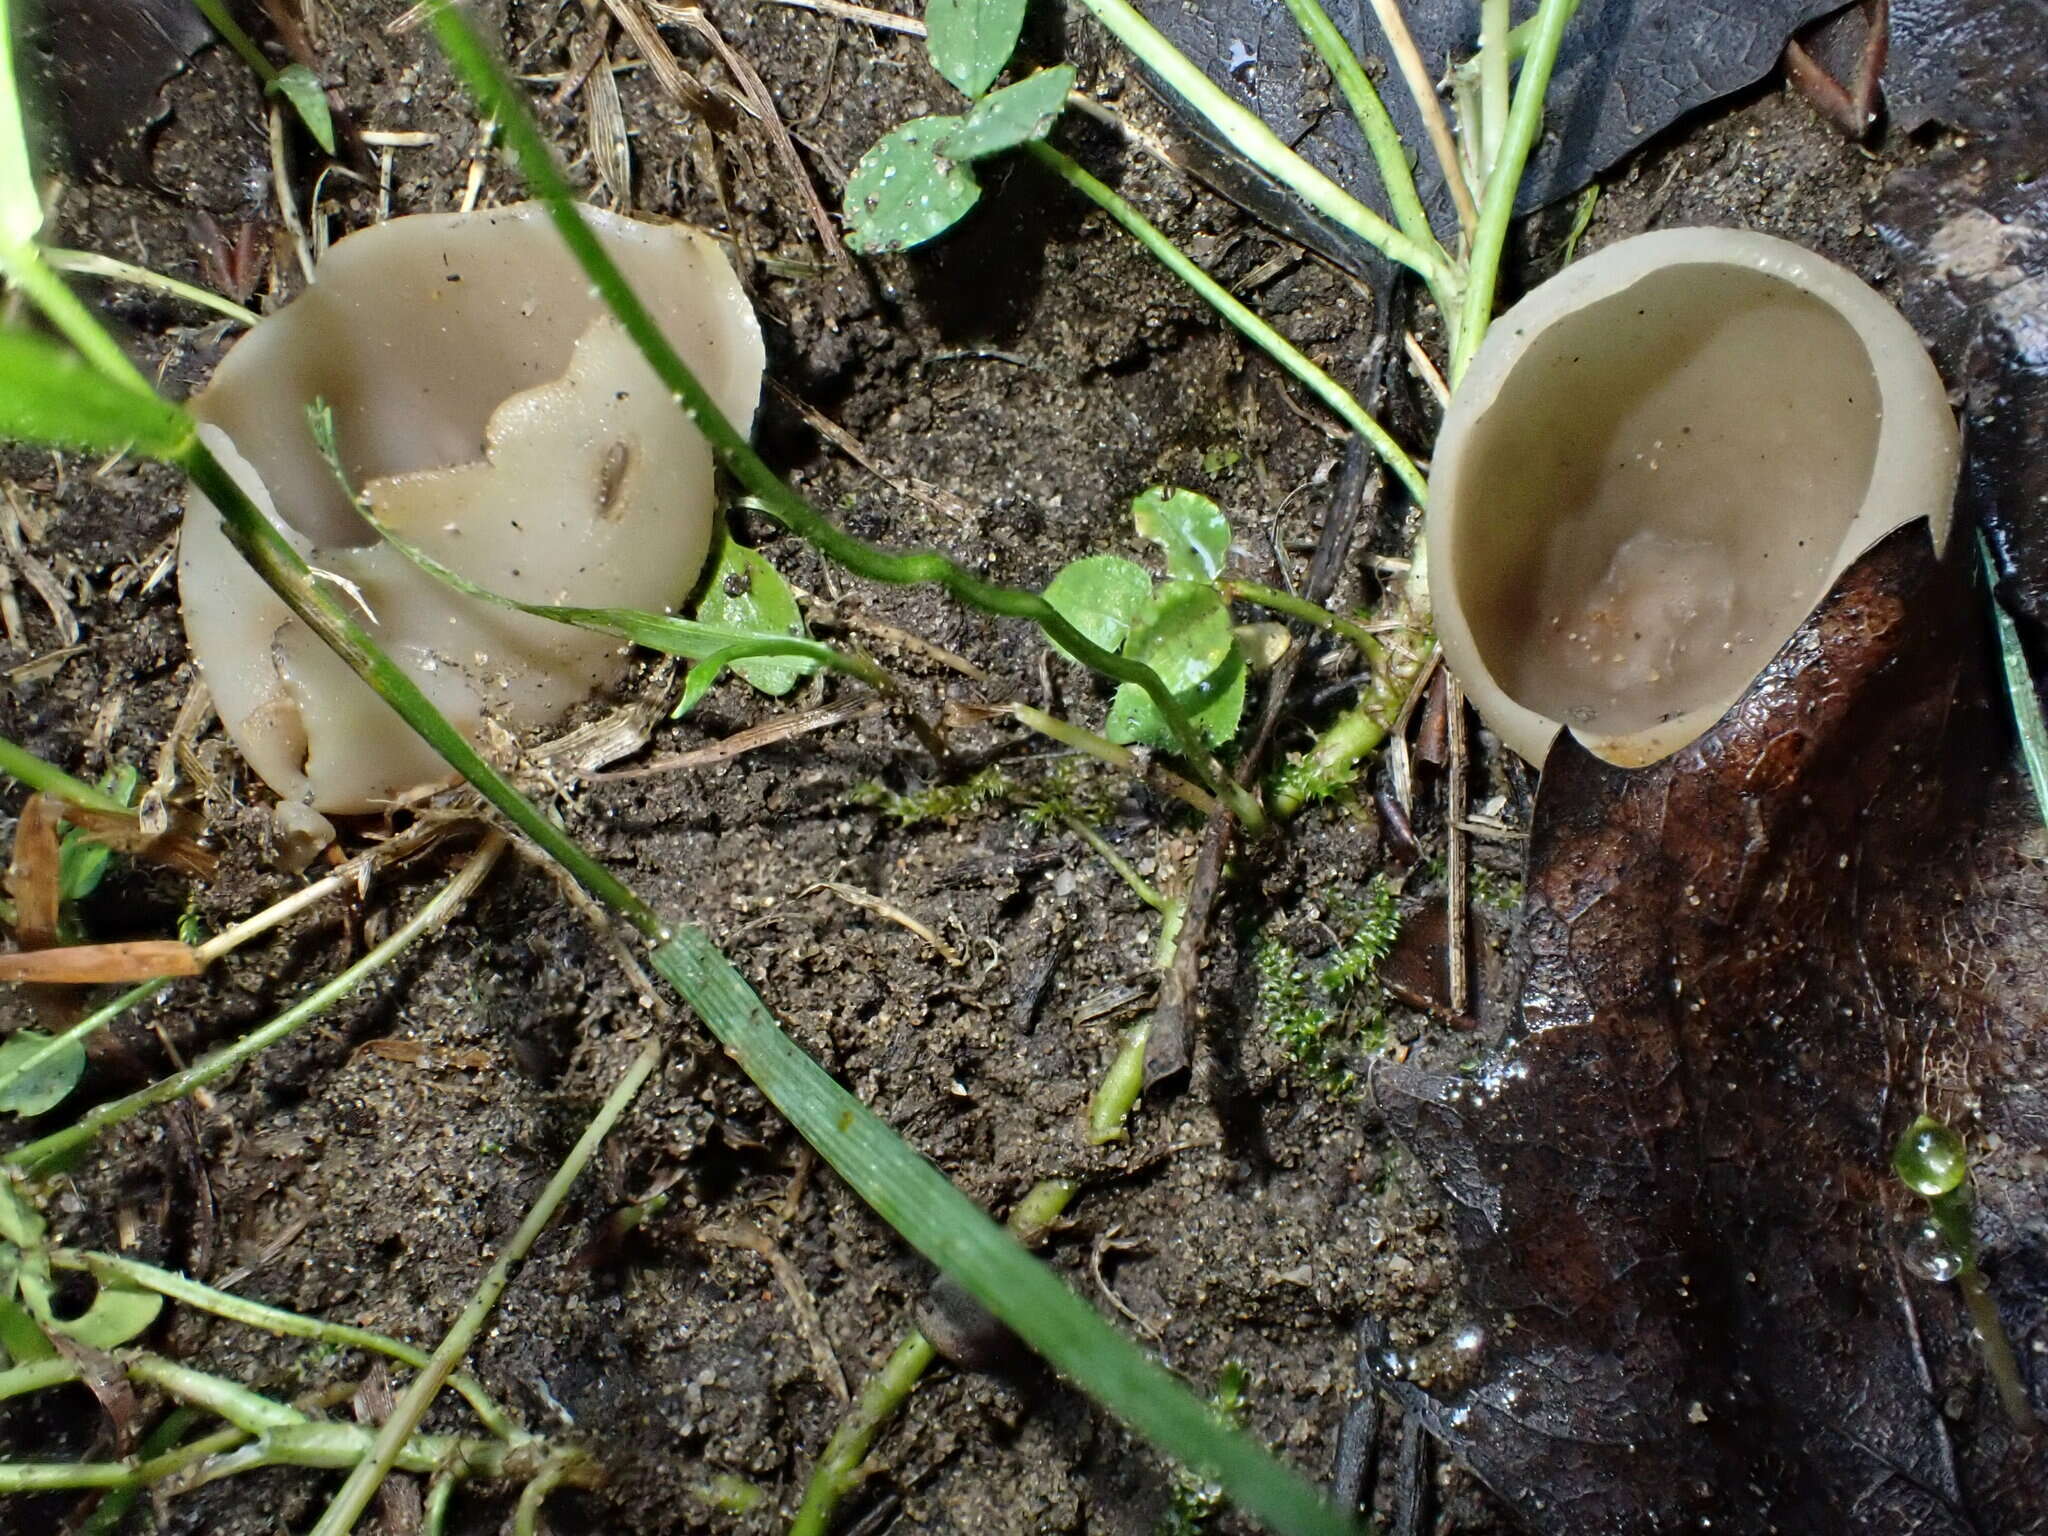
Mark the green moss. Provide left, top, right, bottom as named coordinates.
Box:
left=1252, top=876, right=1403, bottom=1094
left=1468, top=862, right=1523, bottom=913
left=852, top=766, right=1018, bottom=826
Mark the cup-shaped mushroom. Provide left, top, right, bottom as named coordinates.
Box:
left=1428, top=227, right=1958, bottom=767
left=178, top=203, right=764, bottom=813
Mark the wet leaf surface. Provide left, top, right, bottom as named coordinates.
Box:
left=1131, top=0, right=1835, bottom=269
left=1875, top=0, right=2048, bottom=693
left=22, top=0, right=212, bottom=185
left=1377, top=528, right=2048, bottom=1531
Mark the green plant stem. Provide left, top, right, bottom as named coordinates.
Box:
left=7, top=837, right=503, bottom=1171
left=426, top=7, right=1262, bottom=833
left=1218, top=580, right=1388, bottom=661
left=0, top=1355, right=73, bottom=1400
left=75, top=1406, right=206, bottom=1536
left=1027, top=142, right=1427, bottom=510
left=1273, top=0, right=1448, bottom=307
left=191, top=0, right=280, bottom=84
left=0, top=240, right=157, bottom=393
left=1477, top=0, right=1511, bottom=186
left=1059, top=812, right=1167, bottom=912
left=0, top=732, right=132, bottom=811
left=1001, top=702, right=1222, bottom=819
left=0, top=979, right=173, bottom=1110
left=1981, top=534, right=2048, bottom=828
left=54, top=1250, right=518, bottom=1439
left=1088, top=1021, right=1151, bottom=1144
left=790, top=1330, right=939, bottom=1536
left=1271, top=630, right=1432, bottom=820
left=305, top=1039, right=660, bottom=1536
left=1451, top=0, right=1578, bottom=385
left=1069, top=0, right=1449, bottom=288
left=45, top=250, right=259, bottom=326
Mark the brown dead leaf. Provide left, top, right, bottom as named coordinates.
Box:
left=6, top=794, right=64, bottom=949
left=1379, top=530, right=2046, bottom=1531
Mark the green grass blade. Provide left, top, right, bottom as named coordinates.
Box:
left=1980, top=532, right=2048, bottom=827
left=0, top=327, right=192, bottom=456
left=0, top=0, right=40, bottom=245
left=651, top=929, right=1356, bottom=1536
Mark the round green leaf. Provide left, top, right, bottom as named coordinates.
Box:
left=1044, top=554, right=1152, bottom=658
left=843, top=117, right=981, bottom=256
left=1132, top=486, right=1230, bottom=581
left=925, top=0, right=1028, bottom=98
left=1104, top=582, right=1245, bottom=751
left=696, top=533, right=816, bottom=696
left=941, top=66, right=1077, bottom=161
left=0, top=1031, right=85, bottom=1117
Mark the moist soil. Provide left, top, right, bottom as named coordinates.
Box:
left=0, top=3, right=1982, bottom=1533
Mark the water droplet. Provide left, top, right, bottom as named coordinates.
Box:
left=1902, top=1218, right=1964, bottom=1282
left=1894, top=1115, right=1967, bottom=1197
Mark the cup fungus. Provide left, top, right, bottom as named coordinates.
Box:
left=179, top=203, right=763, bottom=816
left=1428, top=227, right=1959, bottom=767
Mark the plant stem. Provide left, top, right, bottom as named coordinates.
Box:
left=999, top=702, right=1221, bottom=819
left=1477, top=0, right=1512, bottom=186
left=1071, top=0, right=1451, bottom=287
left=191, top=0, right=281, bottom=85
left=1027, top=142, right=1427, bottom=509
left=0, top=1355, right=73, bottom=1400
left=1218, top=579, right=1388, bottom=660
left=56, top=1250, right=519, bottom=1439
left=789, top=1330, right=938, bottom=1536
left=1364, top=0, right=1478, bottom=244
left=46, top=249, right=259, bottom=326
left=7, top=837, right=504, bottom=1172
left=1087, top=1021, right=1152, bottom=1144
left=1451, top=0, right=1578, bottom=385
left=0, top=732, right=131, bottom=811
left=427, top=6, right=1263, bottom=830
left=0, top=978, right=174, bottom=1110
left=304, top=1040, right=660, bottom=1536
left=0, top=240, right=157, bottom=393
left=1273, top=0, right=1451, bottom=314
left=1059, top=812, right=1168, bottom=912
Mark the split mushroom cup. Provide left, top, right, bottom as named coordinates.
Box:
left=1427, top=227, right=1959, bottom=767
left=179, top=203, right=764, bottom=816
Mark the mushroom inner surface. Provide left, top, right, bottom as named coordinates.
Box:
left=1455, top=264, right=1881, bottom=739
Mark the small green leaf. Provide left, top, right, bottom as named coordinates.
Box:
left=1133, top=486, right=1230, bottom=582
left=49, top=1282, right=162, bottom=1350
left=0, top=1293, right=57, bottom=1364
left=941, top=66, right=1075, bottom=160
left=267, top=64, right=336, bottom=156
left=696, top=533, right=817, bottom=696
left=1044, top=554, right=1152, bottom=659
left=0, top=1177, right=44, bottom=1250
left=925, top=0, right=1028, bottom=97
left=0, top=329, right=192, bottom=458
left=1104, top=581, right=1242, bottom=751
left=843, top=116, right=981, bottom=255
left=0, top=1032, right=85, bottom=1117
left=1107, top=646, right=1245, bottom=751
left=58, top=764, right=139, bottom=904
left=671, top=639, right=838, bottom=719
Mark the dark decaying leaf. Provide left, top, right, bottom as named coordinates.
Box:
left=1129, top=0, right=1835, bottom=271
left=20, top=0, right=212, bottom=185
left=1375, top=528, right=2048, bottom=1532
left=1874, top=0, right=2048, bottom=709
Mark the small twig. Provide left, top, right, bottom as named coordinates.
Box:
left=802, top=881, right=961, bottom=965
left=599, top=0, right=719, bottom=119
left=697, top=1220, right=849, bottom=1402
left=589, top=697, right=888, bottom=780
left=1402, top=331, right=1449, bottom=408
left=667, top=5, right=850, bottom=266
left=764, top=0, right=922, bottom=34
left=764, top=386, right=975, bottom=523
left=1365, top=0, right=1477, bottom=244
left=1143, top=810, right=1232, bottom=1085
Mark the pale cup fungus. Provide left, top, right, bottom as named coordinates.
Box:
left=1427, top=227, right=1959, bottom=767
left=179, top=203, right=764, bottom=818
